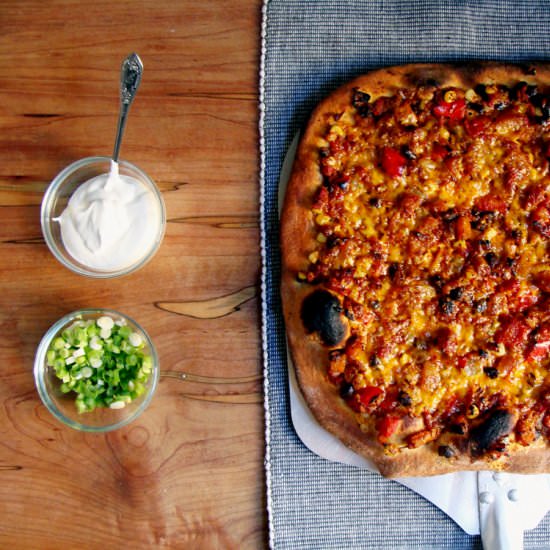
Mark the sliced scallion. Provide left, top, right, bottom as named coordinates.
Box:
left=46, top=314, right=153, bottom=413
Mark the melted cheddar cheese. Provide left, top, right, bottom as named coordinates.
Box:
left=304, top=81, right=550, bottom=457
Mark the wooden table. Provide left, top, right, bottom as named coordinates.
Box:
left=0, top=1, right=265, bottom=547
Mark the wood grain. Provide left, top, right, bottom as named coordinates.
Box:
left=0, top=1, right=265, bottom=548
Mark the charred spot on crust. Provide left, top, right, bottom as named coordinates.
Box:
left=469, top=409, right=515, bottom=457
left=301, top=290, right=347, bottom=347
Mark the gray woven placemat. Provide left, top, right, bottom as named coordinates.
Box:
left=259, top=1, right=550, bottom=548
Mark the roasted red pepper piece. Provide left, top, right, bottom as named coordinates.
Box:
left=357, top=386, right=383, bottom=407
left=377, top=415, right=401, bottom=442
left=495, top=317, right=531, bottom=350
left=526, top=323, right=550, bottom=362
left=512, top=290, right=539, bottom=313
left=464, top=115, right=491, bottom=137
left=433, top=97, right=466, bottom=120
left=378, top=385, right=399, bottom=412
left=499, top=279, right=539, bottom=313
left=431, top=142, right=449, bottom=161
left=381, top=147, right=406, bottom=178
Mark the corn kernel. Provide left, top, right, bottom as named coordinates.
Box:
left=464, top=88, right=478, bottom=102
left=466, top=404, right=480, bottom=419
left=315, top=213, right=331, bottom=226
left=316, top=233, right=327, bottom=243
left=484, top=227, right=497, bottom=241
left=371, top=169, right=385, bottom=185
left=308, top=251, right=319, bottom=264
left=439, top=127, right=450, bottom=141
left=330, top=125, right=345, bottom=137
left=444, top=90, right=457, bottom=103
left=297, top=272, right=307, bottom=281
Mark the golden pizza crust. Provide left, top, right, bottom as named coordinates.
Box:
left=280, top=62, right=550, bottom=478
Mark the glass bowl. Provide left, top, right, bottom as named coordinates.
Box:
left=41, top=156, right=166, bottom=278
left=34, top=309, right=160, bottom=432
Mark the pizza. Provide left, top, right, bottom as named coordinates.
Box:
left=280, top=62, right=550, bottom=477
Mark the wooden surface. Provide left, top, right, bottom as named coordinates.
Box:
left=0, top=1, right=265, bottom=548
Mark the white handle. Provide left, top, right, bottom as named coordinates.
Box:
left=478, top=471, right=524, bottom=550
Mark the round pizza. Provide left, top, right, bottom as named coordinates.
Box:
left=280, top=62, right=550, bottom=477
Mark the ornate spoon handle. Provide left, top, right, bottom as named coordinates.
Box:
left=112, top=52, right=143, bottom=162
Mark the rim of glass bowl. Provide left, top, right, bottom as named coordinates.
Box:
left=40, top=156, right=166, bottom=278
left=33, top=308, right=160, bottom=432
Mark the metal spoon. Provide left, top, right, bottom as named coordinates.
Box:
left=112, top=52, right=143, bottom=163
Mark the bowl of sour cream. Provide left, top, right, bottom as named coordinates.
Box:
left=41, top=156, right=166, bottom=277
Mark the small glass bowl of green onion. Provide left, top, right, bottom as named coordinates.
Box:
left=34, top=309, right=159, bottom=432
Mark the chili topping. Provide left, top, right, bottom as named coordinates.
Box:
left=301, top=80, right=550, bottom=458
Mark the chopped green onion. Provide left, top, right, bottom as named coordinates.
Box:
left=46, top=314, right=153, bottom=413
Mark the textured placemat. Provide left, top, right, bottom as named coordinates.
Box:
left=259, top=1, right=550, bottom=548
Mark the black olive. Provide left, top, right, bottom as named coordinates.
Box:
left=388, top=263, right=399, bottom=279
left=439, top=297, right=455, bottom=315
left=398, top=391, right=412, bottom=407
left=450, top=422, right=466, bottom=435
left=370, top=300, right=381, bottom=310
left=336, top=178, right=349, bottom=190
left=478, top=349, right=489, bottom=358
left=438, top=445, right=455, bottom=458
left=474, top=83, right=490, bottom=101
left=429, top=274, right=444, bottom=290
left=484, top=367, right=499, bottom=379
left=352, top=88, right=371, bottom=117
left=326, top=235, right=340, bottom=249
left=339, top=382, right=355, bottom=399
left=468, top=102, right=484, bottom=113
left=369, top=197, right=382, bottom=208
left=369, top=354, right=381, bottom=367
left=319, top=147, right=330, bottom=158
left=484, top=252, right=499, bottom=268
left=494, top=102, right=506, bottom=111
left=449, top=286, right=464, bottom=301
left=402, top=146, right=417, bottom=160
left=479, top=239, right=491, bottom=248
left=442, top=208, right=459, bottom=223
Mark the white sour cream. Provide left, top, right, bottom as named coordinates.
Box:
left=57, top=161, right=162, bottom=271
